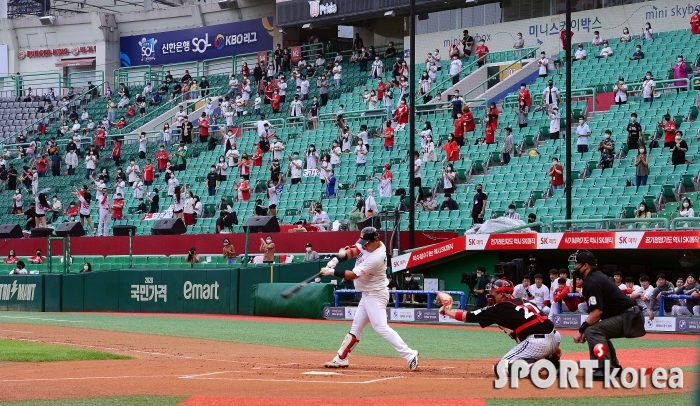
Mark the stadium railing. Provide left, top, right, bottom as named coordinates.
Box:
left=459, top=46, right=541, bottom=101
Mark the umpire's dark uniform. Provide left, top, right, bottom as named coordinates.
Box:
left=576, top=252, right=645, bottom=375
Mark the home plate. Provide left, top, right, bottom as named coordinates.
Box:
left=303, top=371, right=340, bottom=375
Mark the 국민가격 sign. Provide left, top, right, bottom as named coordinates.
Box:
left=119, top=17, right=273, bottom=67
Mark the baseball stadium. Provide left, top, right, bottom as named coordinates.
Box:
left=0, top=0, right=699, bottom=404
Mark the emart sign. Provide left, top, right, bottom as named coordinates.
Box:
left=183, top=281, right=220, bottom=300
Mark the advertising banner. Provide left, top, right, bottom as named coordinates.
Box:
left=119, top=17, right=274, bottom=67
left=391, top=236, right=466, bottom=273
left=291, top=46, right=302, bottom=63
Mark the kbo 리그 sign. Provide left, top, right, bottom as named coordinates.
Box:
left=119, top=17, right=274, bottom=67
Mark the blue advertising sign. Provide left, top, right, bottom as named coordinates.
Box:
left=119, top=17, right=274, bottom=67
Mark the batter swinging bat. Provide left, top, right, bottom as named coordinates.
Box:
left=280, top=271, right=323, bottom=299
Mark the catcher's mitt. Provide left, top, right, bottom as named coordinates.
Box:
left=436, top=291, right=453, bottom=307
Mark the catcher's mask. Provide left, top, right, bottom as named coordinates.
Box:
left=488, top=278, right=514, bottom=303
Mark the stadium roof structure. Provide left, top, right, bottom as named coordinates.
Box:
left=6, top=0, right=189, bottom=18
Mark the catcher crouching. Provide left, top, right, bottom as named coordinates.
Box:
left=439, top=279, right=562, bottom=374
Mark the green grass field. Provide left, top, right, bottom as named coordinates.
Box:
left=0, top=339, right=131, bottom=363
left=0, top=313, right=697, bottom=360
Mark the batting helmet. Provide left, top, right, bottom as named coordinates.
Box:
left=357, top=226, right=379, bottom=246
left=490, top=279, right=514, bottom=294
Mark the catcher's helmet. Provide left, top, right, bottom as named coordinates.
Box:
left=357, top=226, right=379, bottom=245
left=575, top=250, right=597, bottom=266
left=490, top=279, right=514, bottom=294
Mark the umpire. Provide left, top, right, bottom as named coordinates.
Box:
left=572, top=251, right=646, bottom=380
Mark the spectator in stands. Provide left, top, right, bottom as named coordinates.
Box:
left=547, top=106, right=561, bottom=140
left=449, top=54, right=462, bottom=86
left=670, top=55, right=689, bottom=92
left=300, top=243, right=318, bottom=262
left=9, top=261, right=27, bottom=275
left=475, top=39, right=489, bottom=67
left=322, top=169, right=336, bottom=198
left=634, top=146, right=649, bottom=189
left=267, top=178, right=281, bottom=217
left=49, top=152, right=61, bottom=179
left=591, top=30, right=604, bottom=46
left=513, top=32, right=524, bottom=52
left=527, top=213, right=540, bottom=232
left=598, top=130, right=616, bottom=169
left=374, top=164, right=391, bottom=197
left=641, top=22, right=653, bottom=41
left=619, top=27, right=631, bottom=43
left=595, top=41, right=613, bottom=58
left=658, top=113, right=677, bottom=148
left=679, top=197, right=695, bottom=217
left=183, top=190, right=196, bottom=227
left=440, top=162, right=457, bottom=194
left=218, top=238, right=237, bottom=264
left=542, top=80, right=561, bottom=108
left=348, top=192, right=365, bottom=228
left=548, top=157, right=564, bottom=190
left=576, top=117, right=591, bottom=153
left=183, top=247, right=199, bottom=267
left=503, top=203, right=519, bottom=219
left=691, top=8, right=700, bottom=34
left=5, top=250, right=18, bottom=265
left=442, top=134, right=460, bottom=163
left=332, top=62, right=343, bottom=87
left=28, top=248, right=45, bottom=264
left=670, top=273, right=699, bottom=316
left=312, top=204, right=331, bottom=231
left=627, top=113, right=644, bottom=150
left=537, top=52, right=549, bottom=78
left=574, top=43, right=587, bottom=61
left=385, top=41, right=397, bottom=59
left=648, top=274, right=677, bottom=319
left=613, top=77, right=628, bottom=105
left=203, top=165, right=218, bottom=196
left=419, top=192, right=437, bottom=212
left=670, top=131, right=688, bottom=166
left=260, top=236, right=275, bottom=264
left=440, top=193, right=459, bottom=211
left=630, top=45, right=644, bottom=60
left=641, top=71, right=656, bottom=105
left=501, top=127, right=514, bottom=164
left=471, top=184, right=487, bottom=225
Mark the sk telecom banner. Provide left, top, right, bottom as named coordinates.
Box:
left=119, top=17, right=274, bottom=67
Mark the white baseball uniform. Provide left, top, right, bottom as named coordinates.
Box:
left=512, top=284, right=530, bottom=300
left=528, top=284, right=550, bottom=315
left=332, top=242, right=416, bottom=364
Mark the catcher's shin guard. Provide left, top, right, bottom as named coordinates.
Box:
left=337, top=333, right=359, bottom=360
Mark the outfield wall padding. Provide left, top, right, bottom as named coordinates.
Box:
left=251, top=283, right=334, bottom=319
left=0, top=262, right=337, bottom=316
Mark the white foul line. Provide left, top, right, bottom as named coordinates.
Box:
left=180, top=371, right=233, bottom=379
left=186, top=376, right=405, bottom=384
left=0, top=375, right=179, bottom=383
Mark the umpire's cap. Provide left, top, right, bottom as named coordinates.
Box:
left=575, top=250, right=597, bottom=266
left=357, top=226, right=379, bottom=245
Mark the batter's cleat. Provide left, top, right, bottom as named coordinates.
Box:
left=324, top=358, right=349, bottom=368
left=408, top=351, right=419, bottom=371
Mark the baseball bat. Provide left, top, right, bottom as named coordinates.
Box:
left=280, top=271, right=323, bottom=299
